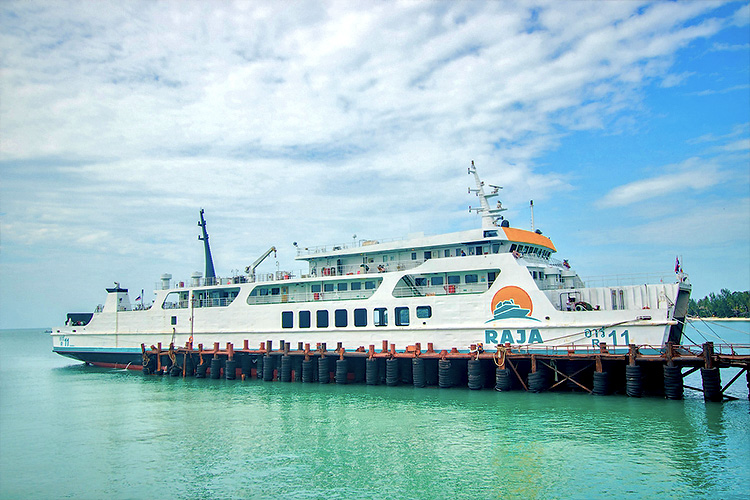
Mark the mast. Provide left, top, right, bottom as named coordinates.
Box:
left=198, top=209, right=216, bottom=284
left=468, top=160, right=507, bottom=228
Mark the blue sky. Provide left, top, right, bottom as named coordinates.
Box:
left=1, top=0, right=748, bottom=329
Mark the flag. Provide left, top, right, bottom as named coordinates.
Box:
left=135, top=295, right=141, bottom=302
left=674, top=257, right=680, bottom=274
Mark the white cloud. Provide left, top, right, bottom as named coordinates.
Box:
left=0, top=0, right=747, bottom=327
left=596, top=158, right=728, bottom=208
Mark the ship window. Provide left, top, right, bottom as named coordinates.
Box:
left=611, top=290, right=618, bottom=310
left=324, top=283, right=334, bottom=292
left=447, top=275, right=460, bottom=285
left=488, top=272, right=497, bottom=285
left=492, top=243, right=500, bottom=253
left=374, top=308, right=388, bottom=326
left=414, top=278, right=427, bottom=287
left=271, top=287, right=280, bottom=296
left=411, top=252, right=417, bottom=260
left=311, top=284, right=321, bottom=293
left=431, top=276, right=444, bottom=286
left=171, top=316, right=177, bottom=325
left=395, top=307, right=409, bottom=326
left=259, top=288, right=269, bottom=296
left=354, top=308, right=367, bottom=327
left=317, top=310, right=329, bottom=328
left=424, top=251, right=431, bottom=260
left=510, top=244, right=517, bottom=252
left=475, top=246, right=483, bottom=255
left=299, top=310, right=311, bottom=328
left=351, top=282, right=362, bottom=291
left=484, top=230, right=498, bottom=237
left=416, top=306, right=431, bottom=319
left=444, top=249, right=450, bottom=257
left=335, top=309, right=348, bottom=327
left=365, top=281, right=376, bottom=290
left=337, top=283, right=348, bottom=291
left=465, top=274, right=478, bottom=283
left=282, top=311, right=293, bottom=328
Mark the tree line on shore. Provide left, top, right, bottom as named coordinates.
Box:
left=688, top=289, right=750, bottom=318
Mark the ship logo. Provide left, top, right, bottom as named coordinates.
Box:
left=487, top=286, right=539, bottom=322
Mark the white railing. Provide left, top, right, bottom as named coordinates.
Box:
left=579, top=273, right=677, bottom=288
left=246, top=288, right=379, bottom=305
left=295, top=236, right=408, bottom=256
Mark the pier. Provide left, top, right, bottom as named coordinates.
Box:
left=136, top=339, right=750, bottom=402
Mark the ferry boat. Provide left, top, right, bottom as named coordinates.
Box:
left=52, top=162, right=691, bottom=368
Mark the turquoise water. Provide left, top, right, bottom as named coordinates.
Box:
left=1, top=322, right=748, bottom=499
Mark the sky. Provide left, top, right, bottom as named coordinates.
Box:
left=1, top=0, right=748, bottom=329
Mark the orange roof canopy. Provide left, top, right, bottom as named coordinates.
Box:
left=502, top=227, right=557, bottom=252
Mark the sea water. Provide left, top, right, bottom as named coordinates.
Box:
left=1, top=321, right=748, bottom=499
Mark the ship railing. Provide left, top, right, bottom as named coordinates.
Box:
left=392, top=282, right=490, bottom=298
left=578, top=273, right=677, bottom=288
left=247, top=288, right=379, bottom=305
left=307, top=259, right=424, bottom=277
left=296, top=236, right=408, bottom=256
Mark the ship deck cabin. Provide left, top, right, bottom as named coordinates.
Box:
left=295, top=226, right=556, bottom=277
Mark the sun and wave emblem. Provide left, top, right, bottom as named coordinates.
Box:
left=487, top=286, right=539, bottom=322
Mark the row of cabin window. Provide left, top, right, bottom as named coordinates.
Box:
left=412, top=274, right=481, bottom=286
left=510, top=243, right=551, bottom=259
left=251, top=280, right=379, bottom=296
left=311, top=281, right=377, bottom=293
left=281, top=306, right=432, bottom=329
left=412, top=245, right=502, bottom=260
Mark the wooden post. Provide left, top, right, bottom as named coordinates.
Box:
left=531, top=354, right=537, bottom=373
left=628, top=344, right=637, bottom=366
left=227, top=343, right=234, bottom=361
left=595, top=354, right=602, bottom=373
left=157, top=342, right=162, bottom=372
left=702, top=342, right=714, bottom=369
left=666, top=341, right=675, bottom=367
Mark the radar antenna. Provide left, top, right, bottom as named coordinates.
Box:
left=467, top=160, right=507, bottom=228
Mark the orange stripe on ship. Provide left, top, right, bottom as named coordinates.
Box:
left=502, top=227, right=556, bottom=252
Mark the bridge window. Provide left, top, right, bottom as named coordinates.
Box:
left=335, top=309, right=348, bottom=327
left=317, top=310, right=329, bottom=328
left=374, top=308, right=388, bottom=326
left=354, top=308, right=367, bottom=327
left=299, top=310, right=311, bottom=328
left=395, top=307, right=409, bottom=326
left=416, top=306, right=432, bottom=319
left=282, top=311, right=293, bottom=328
